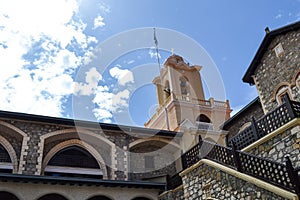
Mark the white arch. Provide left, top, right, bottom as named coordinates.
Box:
left=0, top=135, right=18, bottom=173
left=42, top=139, right=108, bottom=179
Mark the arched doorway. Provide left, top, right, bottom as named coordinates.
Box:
left=87, top=195, right=113, bottom=200
left=37, top=194, right=68, bottom=200
left=0, top=191, right=19, bottom=200
left=44, top=146, right=103, bottom=179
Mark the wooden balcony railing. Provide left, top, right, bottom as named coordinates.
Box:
left=167, top=96, right=300, bottom=194
left=169, top=139, right=300, bottom=195
left=228, top=94, right=300, bottom=150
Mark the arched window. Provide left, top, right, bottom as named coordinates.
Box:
left=0, top=191, right=19, bottom=200
left=196, top=114, right=211, bottom=123
left=0, top=144, right=13, bottom=173
left=37, top=194, right=68, bottom=200
left=87, top=195, right=113, bottom=200
left=275, top=85, right=292, bottom=104
left=44, top=146, right=102, bottom=179
left=196, top=114, right=212, bottom=130
left=179, top=76, right=189, bottom=96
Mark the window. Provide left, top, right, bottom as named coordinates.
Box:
left=144, top=156, right=154, bottom=169
left=274, top=84, right=293, bottom=105
left=0, top=144, right=13, bottom=173
left=277, top=89, right=292, bottom=104
left=44, top=146, right=102, bottom=179
left=274, top=43, right=284, bottom=57
left=180, top=76, right=189, bottom=96
left=196, top=114, right=211, bottom=123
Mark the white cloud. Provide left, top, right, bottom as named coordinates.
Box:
left=112, top=90, right=130, bottom=110
left=92, top=86, right=131, bottom=122
left=98, top=3, right=111, bottom=14
left=74, top=67, right=102, bottom=96
left=0, top=0, right=98, bottom=117
left=93, top=15, right=105, bottom=29
left=109, top=66, right=134, bottom=86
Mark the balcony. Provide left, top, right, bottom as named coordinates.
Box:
left=228, top=94, right=300, bottom=150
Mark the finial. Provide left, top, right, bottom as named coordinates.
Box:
left=171, top=48, right=174, bottom=55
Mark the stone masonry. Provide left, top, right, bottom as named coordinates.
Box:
left=0, top=114, right=180, bottom=180
left=178, top=164, right=286, bottom=200
left=248, top=125, right=300, bottom=168
left=253, top=28, right=300, bottom=113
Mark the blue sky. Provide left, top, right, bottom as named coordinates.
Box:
left=0, top=0, right=299, bottom=127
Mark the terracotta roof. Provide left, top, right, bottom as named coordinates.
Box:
left=243, top=20, right=300, bottom=85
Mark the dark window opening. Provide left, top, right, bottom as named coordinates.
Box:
left=196, top=114, right=211, bottom=123
left=45, top=146, right=102, bottom=179
left=180, top=77, right=189, bottom=95
left=37, top=194, right=68, bottom=200
left=0, top=144, right=11, bottom=163
left=48, top=146, right=99, bottom=168
left=87, top=196, right=113, bottom=200
left=0, top=191, right=19, bottom=200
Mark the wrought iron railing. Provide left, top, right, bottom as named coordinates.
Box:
left=228, top=94, right=300, bottom=150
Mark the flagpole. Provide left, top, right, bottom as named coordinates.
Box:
left=153, top=28, right=170, bottom=131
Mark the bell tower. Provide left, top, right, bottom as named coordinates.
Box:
left=144, top=54, right=231, bottom=149
left=153, top=55, right=205, bottom=107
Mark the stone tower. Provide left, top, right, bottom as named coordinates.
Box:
left=144, top=54, right=231, bottom=150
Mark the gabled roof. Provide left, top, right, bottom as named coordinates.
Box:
left=243, top=20, right=300, bottom=85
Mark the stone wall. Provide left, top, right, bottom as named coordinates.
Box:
left=0, top=116, right=179, bottom=181
left=159, top=186, right=184, bottom=200
left=291, top=83, right=300, bottom=102
left=248, top=124, right=300, bottom=168
left=254, top=28, right=300, bottom=113
left=177, top=163, right=286, bottom=200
